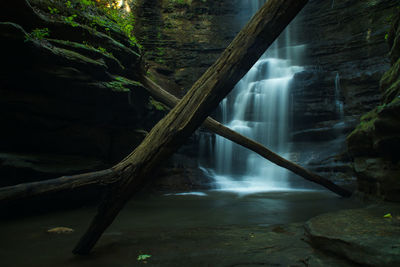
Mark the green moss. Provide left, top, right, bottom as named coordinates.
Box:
left=169, top=0, right=191, bottom=8
left=41, top=0, right=141, bottom=49
left=115, top=76, right=142, bottom=86
left=383, top=79, right=400, bottom=104
left=48, top=7, right=60, bottom=14
left=55, top=46, right=106, bottom=67
left=149, top=97, right=167, bottom=111
left=105, top=80, right=129, bottom=92
left=347, top=108, right=378, bottom=155
left=25, top=28, right=50, bottom=42
left=381, top=58, right=400, bottom=88
left=104, top=76, right=142, bottom=92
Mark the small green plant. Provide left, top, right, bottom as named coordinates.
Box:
left=65, top=0, right=73, bottom=8
left=149, top=97, right=166, bottom=111
left=156, top=47, right=164, bottom=56
left=384, top=33, right=389, bottom=40
left=97, top=46, right=107, bottom=53
left=64, top=14, right=79, bottom=27
left=105, top=81, right=129, bottom=92
left=80, top=0, right=95, bottom=8
left=48, top=7, right=60, bottom=14
left=377, top=103, right=387, bottom=112
left=137, top=254, right=151, bottom=261
left=25, top=28, right=50, bottom=42
left=97, top=46, right=113, bottom=56
left=173, top=0, right=186, bottom=5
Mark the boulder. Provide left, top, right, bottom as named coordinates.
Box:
left=305, top=204, right=400, bottom=266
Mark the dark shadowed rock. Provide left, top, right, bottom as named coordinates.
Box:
left=347, top=9, right=400, bottom=202
left=0, top=5, right=165, bottom=186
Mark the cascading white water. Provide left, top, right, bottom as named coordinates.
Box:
left=334, top=72, right=344, bottom=119
left=200, top=0, right=305, bottom=194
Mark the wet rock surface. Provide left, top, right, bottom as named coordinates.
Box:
left=113, top=223, right=354, bottom=267
left=305, top=203, right=400, bottom=266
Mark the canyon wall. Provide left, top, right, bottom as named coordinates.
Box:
left=1, top=0, right=398, bottom=197
left=135, top=0, right=398, bottom=191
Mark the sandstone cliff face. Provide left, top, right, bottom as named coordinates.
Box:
left=0, top=1, right=164, bottom=186
left=289, top=0, right=397, bottom=185
left=347, top=9, right=400, bottom=202
left=134, top=0, right=257, bottom=95
left=2, top=0, right=397, bottom=194
left=136, top=0, right=398, bottom=188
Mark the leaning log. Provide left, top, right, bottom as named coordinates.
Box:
left=0, top=75, right=351, bottom=203
left=140, top=76, right=351, bottom=197
left=0, top=170, right=115, bottom=202
left=73, top=0, right=309, bottom=255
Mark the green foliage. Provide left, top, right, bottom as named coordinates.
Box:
left=156, top=47, right=165, bottom=56
left=149, top=97, right=167, bottom=111
left=48, top=7, right=60, bottom=14
left=171, top=0, right=189, bottom=6
left=102, top=7, right=141, bottom=48
left=79, top=0, right=94, bottom=8
left=25, top=28, right=50, bottom=42
left=384, top=33, right=389, bottom=40
left=64, top=14, right=79, bottom=27
left=174, top=0, right=185, bottom=5
left=96, top=46, right=113, bottom=56
left=377, top=103, right=387, bottom=112
left=82, top=41, right=113, bottom=57
left=44, top=0, right=141, bottom=49
left=383, top=5, right=400, bottom=40
left=65, top=0, right=73, bottom=8
left=137, top=254, right=152, bottom=261
left=105, top=80, right=129, bottom=92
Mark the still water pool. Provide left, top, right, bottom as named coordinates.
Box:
left=0, top=190, right=363, bottom=266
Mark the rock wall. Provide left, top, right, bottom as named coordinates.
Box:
left=0, top=1, right=165, bottom=186
left=135, top=0, right=398, bottom=189
left=288, top=0, right=398, bottom=186
left=2, top=0, right=397, bottom=194
left=134, top=0, right=255, bottom=95
left=347, top=9, right=400, bottom=202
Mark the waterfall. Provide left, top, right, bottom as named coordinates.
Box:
left=199, top=0, right=305, bottom=194
left=334, top=72, right=344, bottom=119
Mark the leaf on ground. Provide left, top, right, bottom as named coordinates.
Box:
left=383, top=213, right=393, bottom=218
left=137, top=254, right=152, bottom=261
left=47, top=227, right=74, bottom=234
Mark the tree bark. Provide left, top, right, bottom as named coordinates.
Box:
left=72, top=0, right=309, bottom=255
left=0, top=170, right=115, bottom=202
left=0, top=75, right=351, bottom=203
left=140, top=76, right=352, bottom=197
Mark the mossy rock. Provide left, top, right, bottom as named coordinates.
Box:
left=347, top=109, right=378, bottom=156
left=380, top=57, right=400, bottom=103
left=47, top=39, right=126, bottom=75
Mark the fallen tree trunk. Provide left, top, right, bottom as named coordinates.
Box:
left=0, top=75, right=351, bottom=203
left=140, top=76, right=352, bottom=197
left=0, top=170, right=115, bottom=202
left=72, top=0, right=309, bottom=255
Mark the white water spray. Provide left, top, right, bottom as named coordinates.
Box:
left=200, top=1, right=305, bottom=194
left=334, top=72, right=344, bottom=119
